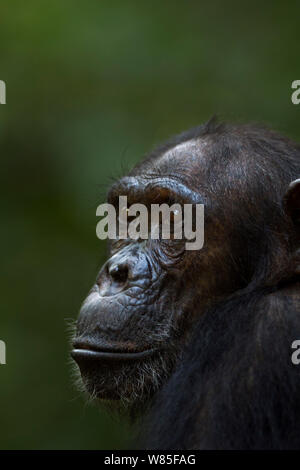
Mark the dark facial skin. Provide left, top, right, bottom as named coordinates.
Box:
left=71, top=137, right=239, bottom=406
left=71, top=120, right=300, bottom=450
left=71, top=121, right=300, bottom=411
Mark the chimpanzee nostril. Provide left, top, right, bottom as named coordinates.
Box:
left=108, top=263, right=129, bottom=284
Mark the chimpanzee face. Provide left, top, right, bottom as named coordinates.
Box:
left=71, top=138, right=235, bottom=405
left=71, top=122, right=300, bottom=410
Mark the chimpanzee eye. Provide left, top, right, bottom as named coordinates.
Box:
left=73, top=120, right=300, bottom=452
left=118, top=207, right=136, bottom=224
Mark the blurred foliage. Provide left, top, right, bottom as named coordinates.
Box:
left=0, top=0, right=299, bottom=449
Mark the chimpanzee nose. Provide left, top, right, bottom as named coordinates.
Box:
left=96, top=245, right=151, bottom=296
left=108, top=262, right=129, bottom=284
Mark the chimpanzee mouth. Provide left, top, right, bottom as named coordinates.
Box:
left=71, top=341, right=157, bottom=363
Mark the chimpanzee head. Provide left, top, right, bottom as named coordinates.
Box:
left=71, top=120, right=300, bottom=409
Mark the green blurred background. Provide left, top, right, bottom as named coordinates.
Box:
left=0, top=0, right=299, bottom=449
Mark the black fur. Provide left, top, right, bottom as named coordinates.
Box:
left=143, top=283, right=300, bottom=449
left=142, top=121, right=300, bottom=449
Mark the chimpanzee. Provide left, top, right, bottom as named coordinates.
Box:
left=71, top=119, right=300, bottom=449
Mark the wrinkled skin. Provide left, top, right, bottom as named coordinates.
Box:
left=71, top=120, right=300, bottom=417
left=72, top=126, right=241, bottom=406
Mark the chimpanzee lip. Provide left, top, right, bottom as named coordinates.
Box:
left=71, top=342, right=157, bottom=362
left=71, top=348, right=156, bottom=361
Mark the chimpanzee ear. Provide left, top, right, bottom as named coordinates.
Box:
left=283, top=179, right=300, bottom=227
